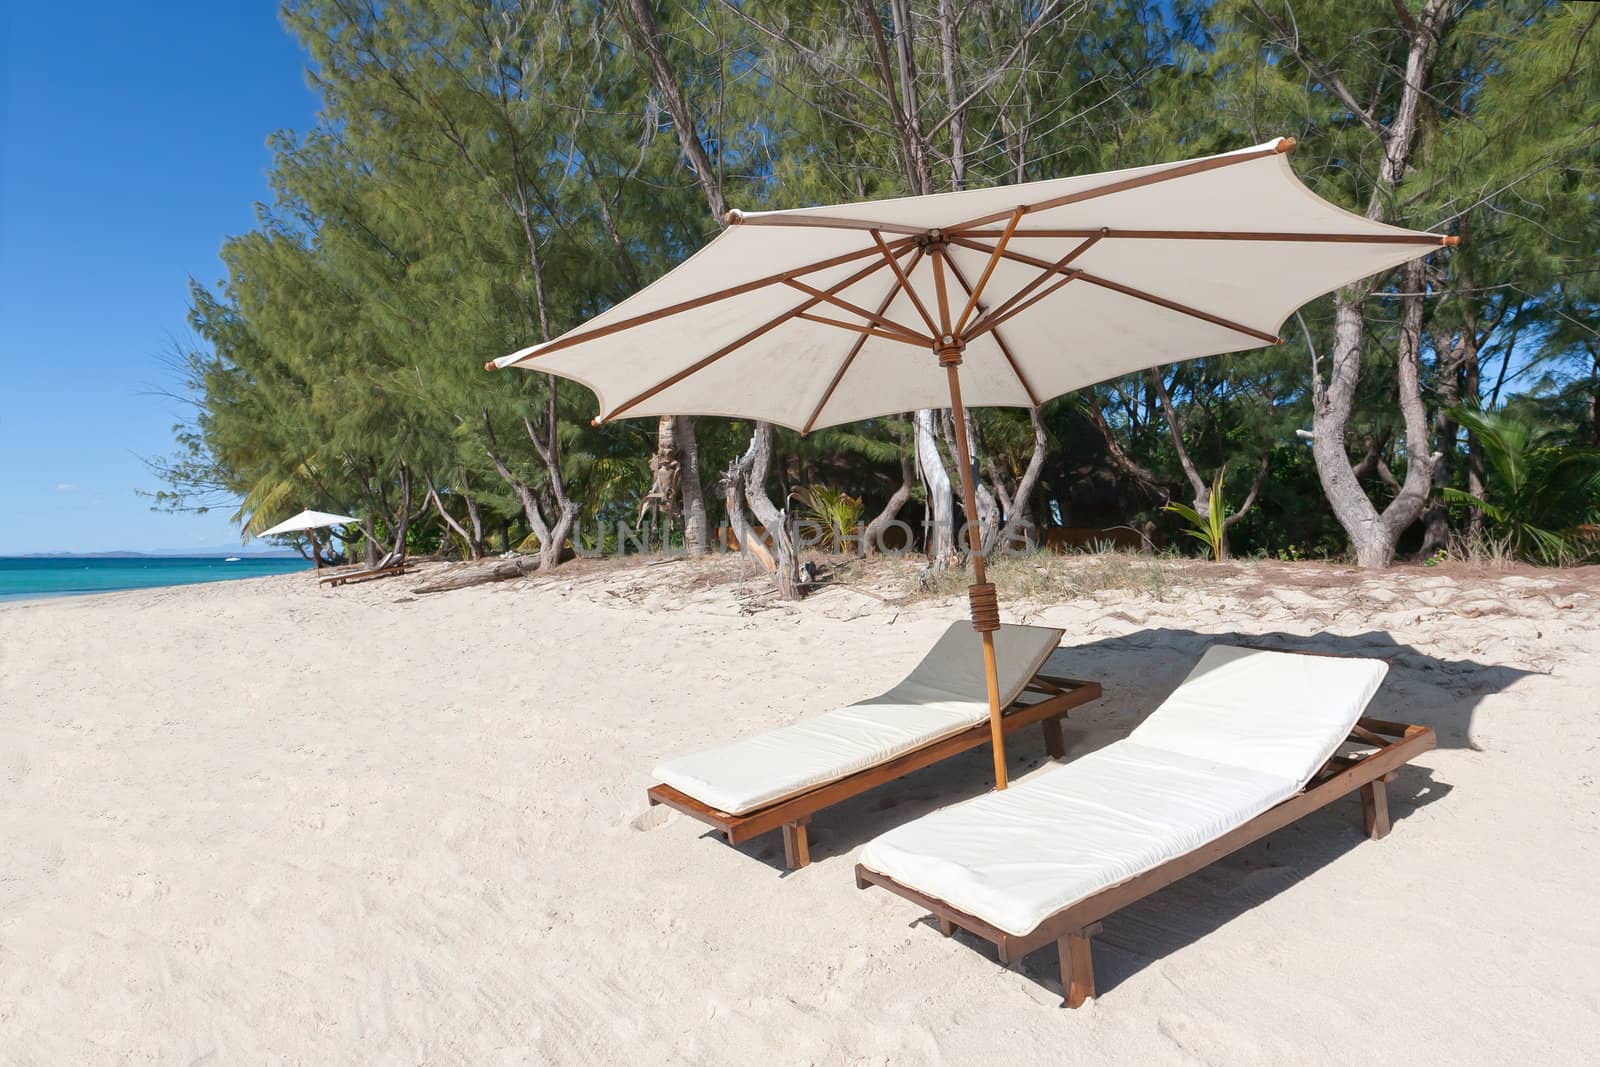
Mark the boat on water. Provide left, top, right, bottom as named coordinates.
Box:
left=224, top=556, right=242, bottom=562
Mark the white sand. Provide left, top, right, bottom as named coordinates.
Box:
left=2, top=558, right=1597, bottom=1063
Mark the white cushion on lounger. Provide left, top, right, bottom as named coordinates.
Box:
left=654, top=623, right=1065, bottom=816
left=860, top=742, right=1299, bottom=936
left=858, top=646, right=1388, bottom=937
left=1127, top=645, right=1388, bottom=787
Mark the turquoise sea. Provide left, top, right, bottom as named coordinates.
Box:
left=0, top=556, right=312, bottom=602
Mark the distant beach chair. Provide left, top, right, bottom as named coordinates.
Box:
left=855, top=644, right=1435, bottom=1008
left=318, top=561, right=411, bottom=588
left=647, top=623, right=1101, bottom=869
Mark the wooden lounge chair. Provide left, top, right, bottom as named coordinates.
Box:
left=647, top=623, right=1101, bottom=869
left=318, top=562, right=411, bottom=588
left=854, top=644, right=1436, bottom=1007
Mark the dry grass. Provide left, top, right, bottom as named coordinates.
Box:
left=1443, top=530, right=1521, bottom=570
left=906, top=546, right=1192, bottom=603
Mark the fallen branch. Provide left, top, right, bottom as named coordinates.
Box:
left=412, top=556, right=539, bottom=594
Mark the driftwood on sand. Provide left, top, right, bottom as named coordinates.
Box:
left=412, top=556, right=539, bottom=594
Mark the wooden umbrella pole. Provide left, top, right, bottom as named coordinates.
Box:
left=930, top=242, right=1009, bottom=790
left=942, top=351, right=1008, bottom=790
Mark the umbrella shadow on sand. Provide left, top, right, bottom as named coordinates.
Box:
left=717, top=625, right=1530, bottom=1000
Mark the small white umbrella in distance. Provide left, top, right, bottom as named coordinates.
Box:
left=257, top=509, right=359, bottom=537
left=488, top=137, right=1455, bottom=790
left=257, top=509, right=358, bottom=571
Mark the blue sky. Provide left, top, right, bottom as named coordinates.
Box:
left=1, top=4, right=319, bottom=554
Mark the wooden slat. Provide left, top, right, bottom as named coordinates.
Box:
left=958, top=231, right=1103, bottom=339
left=948, top=236, right=1281, bottom=346
left=781, top=278, right=930, bottom=343
left=953, top=206, right=1025, bottom=335
left=1075, top=271, right=1283, bottom=345
left=940, top=253, right=1039, bottom=406
left=962, top=271, right=1079, bottom=342
left=955, top=227, right=1453, bottom=245
left=945, top=140, right=1290, bottom=233
left=728, top=211, right=930, bottom=237
left=600, top=254, right=895, bottom=421
left=872, top=230, right=939, bottom=335
left=497, top=236, right=915, bottom=369
left=795, top=312, right=932, bottom=346
left=802, top=246, right=927, bottom=435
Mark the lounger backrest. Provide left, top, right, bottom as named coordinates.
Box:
left=861, top=622, right=1065, bottom=710
left=1126, top=645, right=1388, bottom=787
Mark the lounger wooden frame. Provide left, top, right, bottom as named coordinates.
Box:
left=318, top=562, right=411, bottom=587
left=854, top=715, right=1436, bottom=1007
left=647, top=673, right=1102, bottom=870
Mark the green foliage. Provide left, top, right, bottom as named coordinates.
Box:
left=795, top=486, right=865, bottom=554
left=1443, top=407, right=1600, bottom=563
left=147, top=0, right=1597, bottom=570
left=1164, top=470, right=1229, bottom=562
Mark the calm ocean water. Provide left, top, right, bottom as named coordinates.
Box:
left=0, top=556, right=312, bottom=602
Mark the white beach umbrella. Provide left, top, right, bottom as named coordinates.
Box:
left=257, top=509, right=360, bottom=537
left=488, top=137, right=1455, bottom=789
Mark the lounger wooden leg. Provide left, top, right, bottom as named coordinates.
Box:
left=782, top=820, right=811, bottom=869
left=1058, top=930, right=1095, bottom=1008
left=937, top=917, right=956, bottom=937
left=1361, top=779, right=1391, bottom=840
left=1042, top=716, right=1067, bottom=760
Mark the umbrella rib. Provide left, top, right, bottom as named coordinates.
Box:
left=802, top=246, right=927, bottom=435
left=1075, top=272, right=1282, bottom=344
left=950, top=236, right=1281, bottom=346
left=963, top=272, right=1081, bottom=342
left=942, top=253, right=1039, bottom=407
left=953, top=207, right=1025, bottom=336
left=931, top=247, right=953, bottom=335
left=796, top=312, right=931, bottom=347
left=498, top=237, right=916, bottom=368
left=781, top=278, right=931, bottom=344
left=871, top=230, right=940, bottom=336
left=727, top=211, right=929, bottom=237
left=956, top=227, right=1455, bottom=245
left=598, top=256, right=894, bottom=422
left=945, top=139, right=1293, bottom=233
left=962, top=231, right=1104, bottom=339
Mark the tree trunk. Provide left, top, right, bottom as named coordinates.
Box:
left=742, top=422, right=802, bottom=599
left=1314, top=296, right=1394, bottom=565
left=949, top=409, right=1001, bottom=554
left=916, top=409, right=955, bottom=563
left=676, top=415, right=709, bottom=555
left=997, top=406, right=1048, bottom=551
left=1304, top=0, right=1455, bottom=567
left=722, top=437, right=776, bottom=572
left=620, top=0, right=728, bottom=220
left=385, top=463, right=413, bottom=564
left=459, top=468, right=485, bottom=557
left=863, top=426, right=915, bottom=556
left=425, top=475, right=481, bottom=560
left=1421, top=326, right=1465, bottom=557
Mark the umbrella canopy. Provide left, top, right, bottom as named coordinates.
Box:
left=491, top=138, right=1453, bottom=432
left=488, top=137, right=1453, bottom=790
left=258, top=509, right=359, bottom=537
